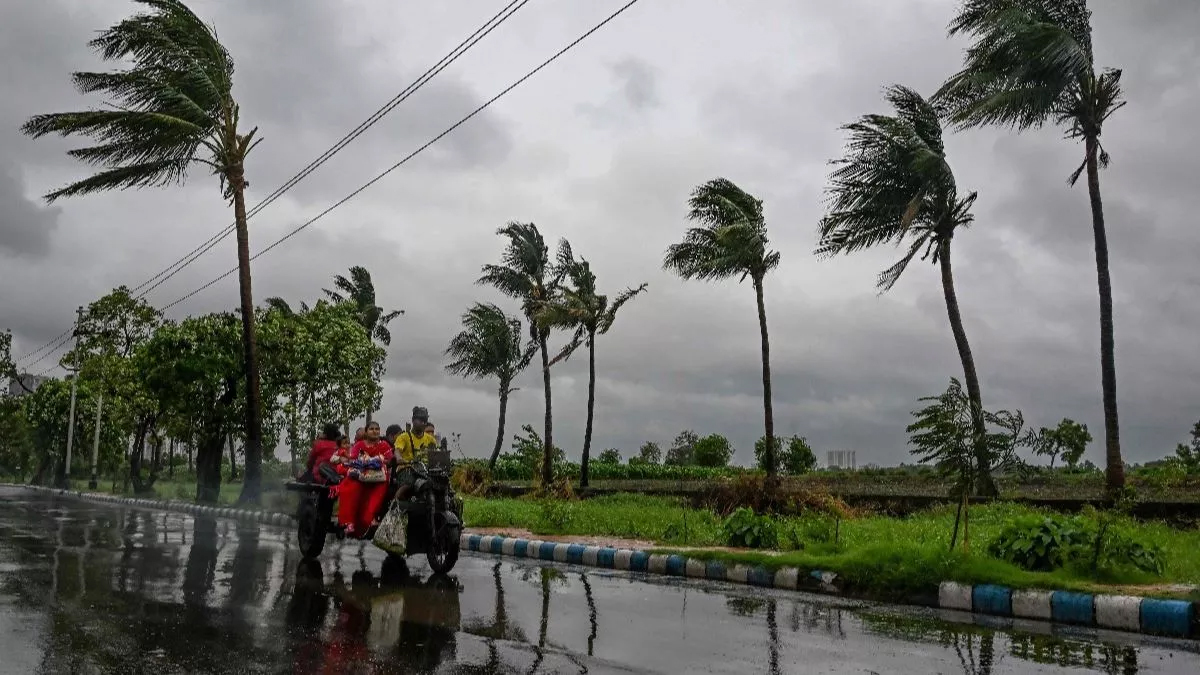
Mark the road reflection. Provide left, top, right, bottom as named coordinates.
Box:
left=0, top=492, right=1195, bottom=674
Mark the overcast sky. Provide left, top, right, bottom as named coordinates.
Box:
left=2, top=0, right=1197, bottom=468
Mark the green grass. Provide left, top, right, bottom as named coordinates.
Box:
left=463, top=493, right=1200, bottom=599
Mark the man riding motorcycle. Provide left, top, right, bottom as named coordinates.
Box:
left=392, top=406, right=441, bottom=502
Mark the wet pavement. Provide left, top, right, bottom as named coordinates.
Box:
left=1, top=487, right=1198, bottom=674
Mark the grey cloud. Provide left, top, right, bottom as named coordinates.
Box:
left=3, top=0, right=1198, bottom=468
left=0, top=166, right=60, bottom=258
left=611, top=58, right=659, bottom=110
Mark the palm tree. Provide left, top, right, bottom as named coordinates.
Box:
left=323, top=266, right=404, bottom=426
left=934, top=0, right=1127, bottom=491
left=539, top=241, right=647, bottom=488
left=818, top=85, right=996, bottom=497
left=664, top=178, right=781, bottom=477
left=444, top=303, right=537, bottom=469
left=21, top=0, right=268, bottom=504
left=478, top=222, right=564, bottom=486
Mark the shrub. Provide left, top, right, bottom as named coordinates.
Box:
left=451, top=463, right=491, bottom=496
left=988, top=515, right=1090, bottom=572
left=754, top=435, right=818, bottom=475
left=694, top=434, right=733, bottom=467
left=721, top=507, right=778, bottom=549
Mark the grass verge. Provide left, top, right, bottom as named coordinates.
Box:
left=464, top=493, right=1200, bottom=600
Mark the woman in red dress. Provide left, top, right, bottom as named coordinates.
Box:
left=332, top=421, right=394, bottom=536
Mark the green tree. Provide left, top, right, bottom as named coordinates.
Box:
left=1174, top=420, right=1200, bottom=475
left=64, top=287, right=163, bottom=492
left=756, top=435, right=818, bottom=475
left=637, top=441, right=662, bottom=465
left=908, top=378, right=1027, bottom=550
left=694, top=433, right=733, bottom=468
left=479, top=222, right=567, bottom=486
left=595, top=449, right=621, bottom=465
left=664, top=179, right=781, bottom=477
left=665, top=430, right=698, bottom=466
left=445, top=303, right=537, bottom=470
left=505, top=424, right=564, bottom=473
left=1031, top=418, right=1093, bottom=468
left=537, top=241, right=647, bottom=488
left=22, top=378, right=124, bottom=486
left=139, top=313, right=242, bottom=502
left=819, top=85, right=994, bottom=496
left=935, top=0, right=1127, bottom=492
left=22, top=0, right=268, bottom=503
left=323, top=266, right=403, bottom=426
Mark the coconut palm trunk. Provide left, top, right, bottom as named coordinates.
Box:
left=1085, top=135, right=1123, bottom=491
left=581, top=330, right=598, bottom=488
left=229, top=165, right=264, bottom=503
left=937, top=237, right=995, bottom=497
left=539, top=334, right=554, bottom=486
left=490, top=385, right=510, bottom=471
left=753, top=275, right=776, bottom=478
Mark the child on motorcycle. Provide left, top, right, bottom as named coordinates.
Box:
left=332, top=421, right=394, bottom=536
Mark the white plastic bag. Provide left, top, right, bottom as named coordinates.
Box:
left=372, top=500, right=408, bottom=556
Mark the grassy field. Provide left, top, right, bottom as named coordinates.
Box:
left=464, top=493, right=1200, bottom=600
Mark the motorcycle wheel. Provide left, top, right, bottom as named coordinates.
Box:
left=297, top=497, right=328, bottom=559
left=426, top=514, right=460, bottom=574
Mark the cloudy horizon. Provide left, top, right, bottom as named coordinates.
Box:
left=2, top=0, right=1197, bottom=468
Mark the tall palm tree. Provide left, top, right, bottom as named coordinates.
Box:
left=478, top=222, right=564, bottom=486
left=818, top=85, right=996, bottom=497
left=21, top=0, right=268, bottom=504
left=444, top=303, right=537, bottom=469
left=664, top=178, right=781, bottom=477
left=323, top=266, right=403, bottom=426
left=539, top=241, right=647, bottom=488
left=934, top=0, right=1127, bottom=491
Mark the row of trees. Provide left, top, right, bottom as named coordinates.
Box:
left=0, top=266, right=399, bottom=502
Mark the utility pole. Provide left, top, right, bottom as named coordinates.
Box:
left=88, top=392, right=103, bottom=489
left=62, top=306, right=82, bottom=488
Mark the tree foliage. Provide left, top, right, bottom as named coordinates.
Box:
left=694, top=434, right=734, bottom=468
left=665, top=430, right=699, bottom=466
left=755, top=435, right=817, bottom=475
left=1031, top=418, right=1092, bottom=468
left=635, top=441, right=663, bottom=466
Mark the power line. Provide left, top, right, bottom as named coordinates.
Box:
left=161, top=0, right=645, bottom=313
left=12, top=0, right=532, bottom=366
left=130, top=0, right=533, bottom=301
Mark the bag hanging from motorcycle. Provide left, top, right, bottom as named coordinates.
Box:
left=372, top=501, right=408, bottom=555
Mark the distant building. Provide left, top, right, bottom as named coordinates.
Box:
left=7, top=374, right=48, bottom=397
left=826, top=450, right=857, bottom=470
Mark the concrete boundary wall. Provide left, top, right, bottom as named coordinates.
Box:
left=6, top=484, right=1195, bottom=640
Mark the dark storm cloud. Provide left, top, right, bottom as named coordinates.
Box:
left=610, top=58, right=659, bottom=110
left=0, top=166, right=60, bottom=258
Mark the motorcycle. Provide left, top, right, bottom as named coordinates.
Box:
left=286, top=447, right=464, bottom=574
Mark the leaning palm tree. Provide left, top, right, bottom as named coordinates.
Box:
left=21, top=0, right=268, bottom=504
left=539, top=241, right=647, bottom=488
left=664, top=178, right=781, bottom=477
left=323, top=266, right=403, bottom=425
left=478, top=222, right=565, bottom=486
left=934, top=0, right=1127, bottom=491
left=444, top=303, right=537, bottom=469
left=818, top=85, right=996, bottom=497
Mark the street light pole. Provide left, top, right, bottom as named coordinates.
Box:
left=62, top=306, right=82, bottom=488
left=88, top=392, right=103, bottom=489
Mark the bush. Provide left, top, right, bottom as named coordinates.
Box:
left=694, top=434, right=733, bottom=467
left=754, top=435, right=817, bottom=475
left=988, top=515, right=1091, bottom=572
left=451, top=462, right=492, bottom=496
left=988, top=513, right=1165, bottom=577
left=721, top=507, right=778, bottom=549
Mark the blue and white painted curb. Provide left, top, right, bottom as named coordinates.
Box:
left=938, top=581, right=1196, bottom=639
left=460, top=533, right=1199, bottom=641
left=9, top=484, right=296, bottom=527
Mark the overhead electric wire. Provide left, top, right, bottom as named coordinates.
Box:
left=11, top=0, right=532, bottom=367
left=160, top=0, right=645, bottom=313
left=129, top=0, right=533, bottom=301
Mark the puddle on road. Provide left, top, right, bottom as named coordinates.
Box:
left=0, top=492, right=1196, bottom=674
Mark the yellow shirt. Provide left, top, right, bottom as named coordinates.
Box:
left=393, top=430, right=438, bottom=464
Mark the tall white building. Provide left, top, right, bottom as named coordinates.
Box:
left=826, top=449, right=857, bottom=470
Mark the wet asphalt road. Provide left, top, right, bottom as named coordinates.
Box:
left=1, top=488, right=1198, bottom=674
